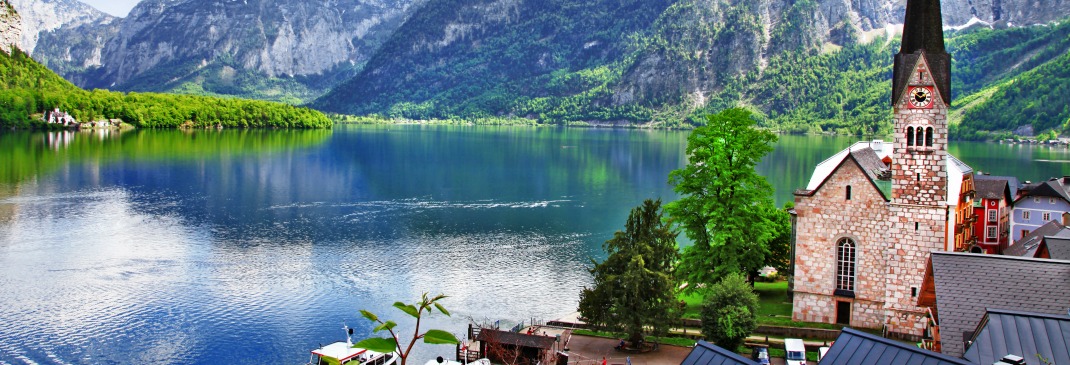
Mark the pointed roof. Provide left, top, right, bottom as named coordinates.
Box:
left=892, top=0, right=952, bottom=106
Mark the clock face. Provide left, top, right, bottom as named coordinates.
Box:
left=908, top=86, right=933, bottom=109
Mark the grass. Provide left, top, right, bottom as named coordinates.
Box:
left=680, top=280, right=848, bottom=331
left=572, top=329, right=697, bottom=347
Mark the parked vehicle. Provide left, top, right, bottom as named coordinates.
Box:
left=784, top=338, right=806, bottom=365
left=750, top=345, right=770, bottom=365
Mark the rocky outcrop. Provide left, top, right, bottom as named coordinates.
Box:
left=1, top=0, right=21, bottom=53
left=97, top=0, right=422, bottom=87
left=8, top=0, right=112, bottom=54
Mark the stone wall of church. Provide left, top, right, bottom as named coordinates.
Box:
left=792, top=157, right=890, bottom=329
left=886, top=58, right=950, bottom=338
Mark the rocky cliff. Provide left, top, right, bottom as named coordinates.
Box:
left=315, top=0, right=1070, bottom=120
left=8, top=0, right=113, bottom=54
left=96, top=0, right=422, bottom=89
left=1, top=0, right=20, bottom=53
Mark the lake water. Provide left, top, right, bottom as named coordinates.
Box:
left=1, top=125, right=1068, bottom=364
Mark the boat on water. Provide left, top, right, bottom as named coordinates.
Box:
left=424, top=356, right=492, bottom=365
left=307, top=325, right=399, bottom=365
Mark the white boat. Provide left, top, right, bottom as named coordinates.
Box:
left=424, top=356, right=491, bottom=365
left=308, top=325, right=399, bottom=365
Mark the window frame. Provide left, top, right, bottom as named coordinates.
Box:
left=835, top=238, right=857, bottom=296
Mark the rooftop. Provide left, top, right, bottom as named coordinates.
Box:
left=963, top=309, right=1070, bottom=365
left=816, top=327, right=971, bottom=365
left=1005, top=221, right=1070, bottom=257
left=679, top=340, right=757, bottom=365
left=919, top=251, right=1070, bottom=357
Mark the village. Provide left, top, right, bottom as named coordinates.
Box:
left=353, top=1, right=1070, bottom=365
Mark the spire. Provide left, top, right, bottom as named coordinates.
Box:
left=892, top=0, right=951, bottom=106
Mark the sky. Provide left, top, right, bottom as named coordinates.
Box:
left=78, top=0, right=141, bottom=17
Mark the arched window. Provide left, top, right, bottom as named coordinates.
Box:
left=925, top=127, right=934, bottom=147
left=916, top=128, right=925, bottom=148
left=836, top=238, right=856, bottom=294
left=906, top=126, right=915, bottom=146
left=846, top=185, right=852, bottom=200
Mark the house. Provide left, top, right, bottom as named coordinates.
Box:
left=816, top=328, right=972, bottom=365
left=962, top=309, right=1070, bottom=365
left=1004, top=220, right=1070, bottom=258
left=679, top=341, right=757, bottom=365
left=971, top=176, right=1014, bottom=253
left=791, top=0, right=976, bottom=339
left=44, top=108, right=77, bottom=127
left=1010, top=177, right=1070, bottom=242
left=474, top=328, right=557, bottom=365
left=917, top=251, right=1070, bottom=357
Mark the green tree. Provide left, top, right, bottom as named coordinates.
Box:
left=666, top=107, right=780, bottom=290
left=578, top=199, right=679, bottom=347
left=354, top=293, right=460, bottom=365
left=700, top=273, right=759, bottom=350
left=765, top=203, right=794, bottom=275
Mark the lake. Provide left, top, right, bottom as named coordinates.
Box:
left=0, top=125, right=1067, bottom=364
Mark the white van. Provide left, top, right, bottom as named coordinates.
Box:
left=784, top=338, right=806, bottom=365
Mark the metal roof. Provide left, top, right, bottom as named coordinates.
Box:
left=817, top=328, right=972, bottom=365
left=679, top=340, right=757, bottom=365
left=963, top=309, right=1070, bottom=365
left=924, top=252, right=1070, bottom=357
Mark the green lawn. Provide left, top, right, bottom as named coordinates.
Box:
left=680, top=280, right=846, bottom=331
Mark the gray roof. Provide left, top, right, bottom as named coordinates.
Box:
left=976, top=175, right=1020, bottom=198
left=974, top=179, right=1011, bottom=201
left=1046, top=237, right=1070, bottom=261
left=817, top=328, right=971, bottom=365
left=849, top=147, right=892, bottom=199
left=680, top=341, right=756, bottom=365
left=1005, top=221, right=1070, bottom=257
left=963, top=309, right=1070, bottom=365
left=927, top=252, right=1070, bottom=357
left=1016, top=177, right=1070, bottom=204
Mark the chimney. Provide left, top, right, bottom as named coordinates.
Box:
left=993, top=354, right=1025, bottom=365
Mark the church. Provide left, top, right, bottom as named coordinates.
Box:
left=790, top=0, right=977, bottom=339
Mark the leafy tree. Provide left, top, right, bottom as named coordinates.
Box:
left=355, top=293, right=460, bottom=365
left=666, top=108, right=780, bottom=290
left=578, top=199, right=679, bottom=347
left=700, top=273, right=758, bottom=350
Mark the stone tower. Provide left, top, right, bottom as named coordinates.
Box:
left=886, top=0, right=951, bottom=336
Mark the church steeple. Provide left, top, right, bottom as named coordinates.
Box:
left=892, top=0, right=951, bottom=106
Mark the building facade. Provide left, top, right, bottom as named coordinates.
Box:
left=971, top=177, right=1013, bottom=254
left=1010, top=177, right=1070, bottom=243
left=791, top=0, right=974, bottom=339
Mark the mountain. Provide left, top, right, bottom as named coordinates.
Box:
left=1, top=0, right=19, bottom=51
left=314, top=0, right=1070, bottom=135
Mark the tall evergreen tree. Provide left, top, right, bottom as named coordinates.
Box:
left=666, top=108, right=782, bottom=290
left=578, top=199, right=678, bottom=347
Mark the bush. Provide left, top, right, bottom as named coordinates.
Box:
left=701, top=273, right=759, bottom=350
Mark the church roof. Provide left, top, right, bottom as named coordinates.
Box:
left=963, top=309, right=1070, bottom=365
left=919, top=252, right=1070, bottom=357
left=800, top=140, right=970, bottom=205
left=893, top=0, right=952, bottom=106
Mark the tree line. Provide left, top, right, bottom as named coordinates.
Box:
left=0, top=47, right=331, bottom=129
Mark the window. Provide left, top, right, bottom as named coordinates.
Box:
left=1034, top=197, right=1041, bottom=203
left=987, top=209, right=997, bottom=222
left=907, top=127, right=915, bottom=146
left=925, top=127, right=934, bottom=147
left=1051, top=198, right=1057, bottom=204
left=836, top=238, right=856, bottom=293
left=1043, top=212, right=1052, bottom=221
left=846, top=185, right=852, bottom=200
left=916, top=128, right=925, bottom=148
left=1024, top=211, right=1031, bottom=220
left=987, top=226, right=997, bottom=240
